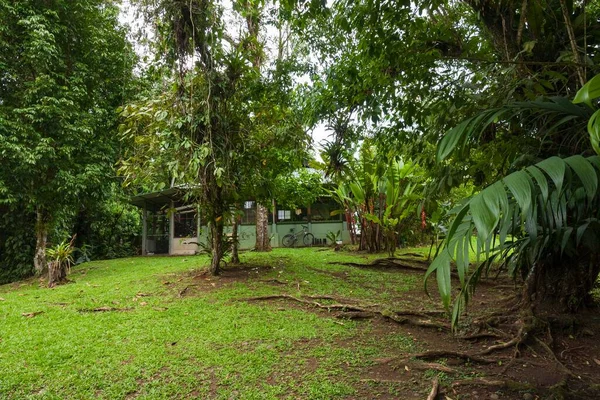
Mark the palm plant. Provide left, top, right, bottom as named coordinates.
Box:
left=428, top=75, right=600, bottom=326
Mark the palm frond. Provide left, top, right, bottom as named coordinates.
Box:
left=427, top=155, right=600, bottom=325
left=431, top=74, right=600, bottom=327
left=437, top=97, right=593, bottom=163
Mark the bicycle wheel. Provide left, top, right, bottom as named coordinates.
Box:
left=282, top=234, right=295, bottom=247
left=303, top=233, right=315, bottom=247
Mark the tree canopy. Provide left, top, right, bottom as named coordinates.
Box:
left=0, top=0, right=135, bottom=285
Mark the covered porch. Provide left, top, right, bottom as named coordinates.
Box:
left=130, top=189, right=351, bottom=255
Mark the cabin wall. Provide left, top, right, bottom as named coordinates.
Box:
left=140, top=201, right=350, bottom=256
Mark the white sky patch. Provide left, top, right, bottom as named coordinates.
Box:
left=117, top=0, right=333, bottom=161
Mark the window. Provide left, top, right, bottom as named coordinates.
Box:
left=174, top=210, right=197, bottom=238
left=277, top=210, right=291, bottom=221
left=311, top=199, right=342, bottom=221
left=276, top=206, right=308, bottom=222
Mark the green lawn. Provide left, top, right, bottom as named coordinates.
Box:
left=0, top=248, right=424, bottom=399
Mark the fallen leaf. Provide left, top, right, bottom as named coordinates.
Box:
left=404, top=365, right=410, bottom=371
left=593, top=358, right=600, bottom=366
left=22, top=311, right=44, bottom=318
left=136, top=292, right=150, bottom=297
left=140, top=301, right=147, bottom=306
left=0, top=297, right=5, bottom=301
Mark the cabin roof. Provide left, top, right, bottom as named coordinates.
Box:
left=129, top=187, right=185, bottom=211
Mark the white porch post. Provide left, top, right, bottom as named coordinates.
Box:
left=142, top=203, right=148, bottom=256
left=271, top=199, right=278, bottom=247
left=169, top=200, right=174, bottom=255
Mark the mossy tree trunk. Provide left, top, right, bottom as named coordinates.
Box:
left=255, top=203, right=271, bottom=252
left=48, top=261, right=67, bottom=287
left=209, top=220, right=224, bottom=276
left=34, top=207, right=49, bottom=276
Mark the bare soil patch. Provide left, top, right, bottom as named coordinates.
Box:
left=166, top=255, right=600, bottom=399
left=243, top=259, right=600, bottom=399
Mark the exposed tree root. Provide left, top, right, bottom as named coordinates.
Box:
left=303, top=294, right=378, bottom=306
left=410, top=350, right=497, bottom=364
left=239, top=294, right=450, bottom=331
left=383, top=313, right=451, bottom=331
left=398, top=252, right=427, bottom=259
left=378, top=357, right=456, bottom=374
left=452, top=377, right=535, bottom=391
left=499, top=346, right=521, bottom=374
left=457, top=331, right=505, bottom=341
left=336, top=311, right=374, bottom=320
left=479, top=326, right=526, bottom=355
left=427, top=378, right=439, bottom=400
left=78, top=306, right=133, bottom=313
left=534, top=337, right=576, bottom=379
left=359, top=378, right=405, bottom=384
left=329, top=257, right=467, bottom=280
left=328, top=259, right=429, bottom=273
left=241, top=294, right=367, bottom=311
left=258, top=279, right=287, bottom=285
left=394, top=310, right=448, bottom=318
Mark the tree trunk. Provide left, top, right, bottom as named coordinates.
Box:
left=209, top=221, right=224, bottom=276
left=48, top=260, right=67, bottom=287
left=525, top=253, right=600, bottom=315
left=231, top=209, right=240, bottom=264
left=255, top=202, right=271, bottom=251
left=34, top=208, right=49, bottom=276
left=345, top=209, right=356, bottom=245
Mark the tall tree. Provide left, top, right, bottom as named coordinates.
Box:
left=292, top=0, right=600, bottom=191
left=0, top=0, right=134, bottom=286
left=122, top=0, right=309, bottom=274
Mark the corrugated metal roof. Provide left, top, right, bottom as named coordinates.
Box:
left=129, top=187, right=183, bottom=210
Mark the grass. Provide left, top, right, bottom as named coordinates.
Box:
left=0, top=248, right=423, bottom=399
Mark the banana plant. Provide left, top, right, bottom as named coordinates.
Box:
left=331, top=144, right=421, bottom=254
left=364, top=159, right=420, bottom=256
left=429, top=75, right=600, bottom=327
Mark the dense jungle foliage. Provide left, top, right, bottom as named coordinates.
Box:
left=1, top=0, right=599, bottom=319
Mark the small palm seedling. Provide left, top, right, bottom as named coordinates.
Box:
left=326, top=230, right=341, bottom=247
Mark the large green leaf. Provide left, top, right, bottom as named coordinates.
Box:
left=573, top=74, right=600, bottom=106
left=564, top=155, right=598, bottom=202
left=469, top=183, right=503, bottom=242
left=537, top=157, right=566, bottom=194
left=527, top=165, right=549, bottom=203
left=502, top=171, right=533, bottom=220
left=588, top=109, right=600, bottom=155
left=425, top=248, right=452, bottom=309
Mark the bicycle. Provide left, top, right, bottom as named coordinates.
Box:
left=282, top=225, right=314, bottom=247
